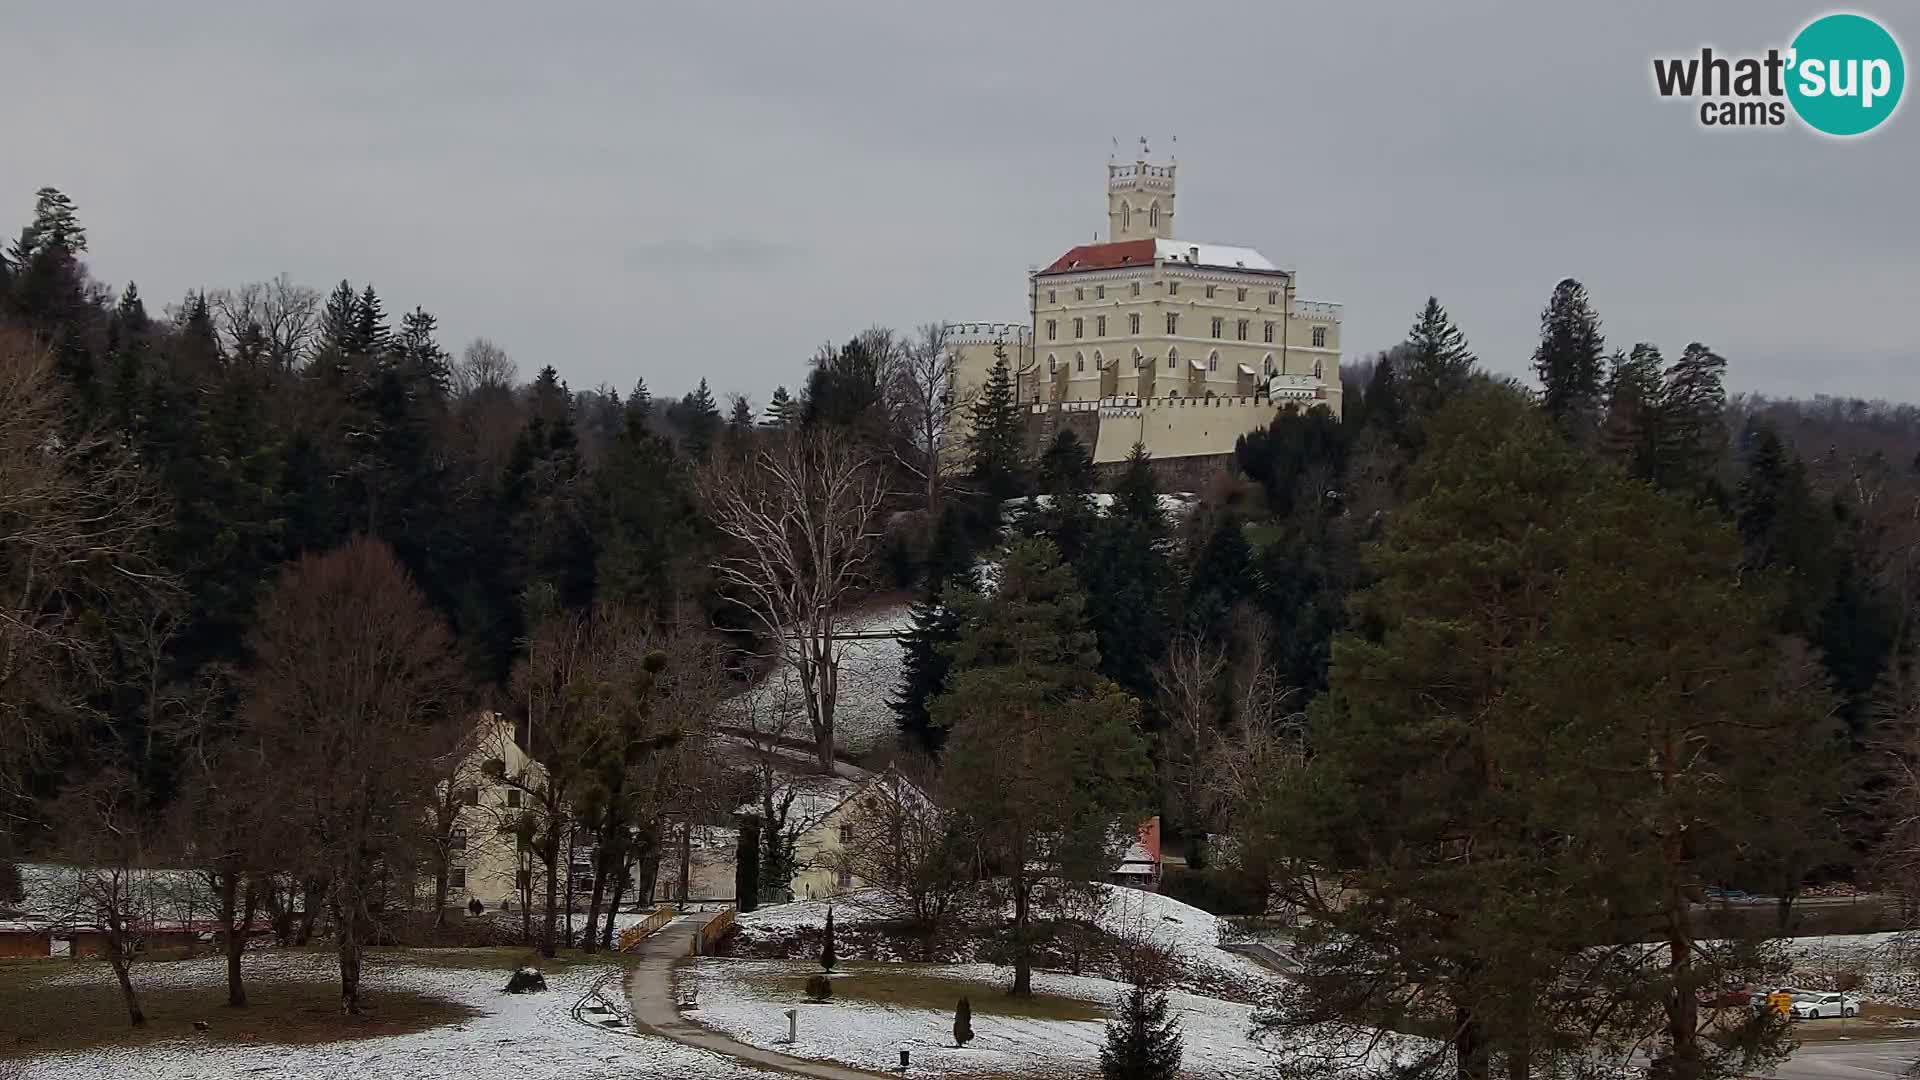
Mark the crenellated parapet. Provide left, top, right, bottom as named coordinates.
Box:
left=944, top=321, right=1032, bottom=346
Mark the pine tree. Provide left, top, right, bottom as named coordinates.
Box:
left=627, top=377, right=652, bottom=421
left=935, top=538, right=1149, bottom=995
left=764, top=385, right=798, bottom=428
left=965, top=348, right=1027, bottom=506
left=317, top=280, right=358, bottom=359
left=1357, top=352, right=1407, bottom=444
left=727, top=394, right=754, bottom=433
left=1600, top=344, right=1666, bottom=479
left=349, top=284, right=390, bottom=357
left=681, top=378, right=722, bottom=460
left=1038, top=429, right=1095, bottom=496
left=1099, top=983, right=1184, bottom=1080
left=894, top=590, right=964, bottom=755
left=1033, top=430, right=1099, bottom=563
left=1653, top=342, right=1728, bottom=497
left=8, top=186, right=87, bottom=262
left=1401, top=296, right=1475, bottom=420
left=1183, top=513, right=1254, bottom=643
left=1111, top=443, right=1160, bottom=532
left=1531, top=277, right=1606, bottom=438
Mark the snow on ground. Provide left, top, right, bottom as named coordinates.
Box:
left=685, top=957, right=1274, bottom=1078
left=9, top=951, right=784, bottom=1080
left=721, top=601, right=911, bottom=758
left=735, top=884, right=1281, bottom=993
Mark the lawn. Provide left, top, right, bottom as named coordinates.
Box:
left=737, top=960, right=1107, bottom=1023
left=0, top=955, right=476, bottom=1059
left=1788, top=1003, right=1920, bottom=1043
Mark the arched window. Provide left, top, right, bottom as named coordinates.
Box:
left=1313, top=358, right=1324, bottom=378
left=1149, top=202, right=1160, bottom=229
left=1048, top=355, right=1057, bottom=374
left=1073, top=352, right=1084, bottom=373
left=1121, top=202, right=1131, bottom=230
left=1263, top=353, right=1275, bottom=376
left=1167, top=347, right=1178, bottom=370
left=1207, top=351, right=1219, bottom=372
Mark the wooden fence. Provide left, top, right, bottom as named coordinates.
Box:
left=689, top=907, right=736, bottom=956
left=616, top=907, right=675, bottom=952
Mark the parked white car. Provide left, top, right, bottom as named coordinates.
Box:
left=1790, top=992, right=1860, bottom=1019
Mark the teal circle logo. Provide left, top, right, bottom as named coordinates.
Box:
left=1787, top=13, right=1904, bottom=136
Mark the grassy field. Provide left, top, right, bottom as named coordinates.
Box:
left=738, top=960, right=1107, bottom=1023
left=1788, top=1003, right=1920, bottom=1043
left=0, top=958, right=477, bottom=1059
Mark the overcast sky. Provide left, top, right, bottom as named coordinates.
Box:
left=6, top=1, right=1914, bottom=404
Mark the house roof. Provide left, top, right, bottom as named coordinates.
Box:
left=1040, top=238, right=1282, bottom=276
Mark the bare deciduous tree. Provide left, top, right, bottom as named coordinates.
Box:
left=41, top=766, right=160, bottom=1027
left=455, top=337, right=519, bottom=398
left=835, top=761, right=974, bottom=953
left=207, top=273, right=321, bottom=368
left=704, top=430, right=889, bottom=771
left=242, top=536, right=468, bottom=1013
left=0, top=328, right=171, bottom=804
left=891, top=322, right=969, bottom=516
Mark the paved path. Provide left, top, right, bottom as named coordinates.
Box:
left=1769, top=1037, right=1920, bottom=1080
left=624, top=914, right=897, bottom=1080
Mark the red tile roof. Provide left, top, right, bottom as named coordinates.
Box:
left=1040, top=239, right=1157, bottom=275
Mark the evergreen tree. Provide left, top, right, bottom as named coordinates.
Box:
left=1234, top=405, right=1347, bottom=518
left=1401, top=296, right=1476, bottom=421
left=1032, top=430, right=1099, bottom=563
left=803, top=335, right=888, bottom=431
left=1037, top=429, right=1095, bottom=496
left=894, top=509, right=979, bottom=754
left=954, top=996, right=974, bottom=1047
left=935, top=538, right=1149, bottom=995
left=680, top=378, right=722, bottom=460
left=1356, top=351, right=1407, bottom=444
left=626, top=376, right=652, bottom=421
left=1652, top=342, right=1728, bottom=497
left=1182, top=513, right=1254, bottom=643
left=317, top=279, right=358, bottom=359
left=9, top=186, right=87, bottom=261
left=348, top=284, right=390, bottom=357
left=592, top=409, right=702, bottom=618
left=1531, top=277, right=1607, bottom=438
left=965, top=348, right=1028, bottom=507
left=764, top=385, right=798, bottom=428
left=727, top=394, right=755, bottom=434
left=1600, top=344, right=1666, bottom=480
left=1110, top=443, right=1161, bottom=532
left=1099, top=982, right=1184, bottom=1080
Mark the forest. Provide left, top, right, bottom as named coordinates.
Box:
left=6, top=184, right=1920, bottom=1080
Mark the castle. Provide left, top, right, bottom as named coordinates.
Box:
left=945, top=150, right=1342, bottom=473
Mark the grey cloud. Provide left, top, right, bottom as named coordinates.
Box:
left=4, top=0, right=1912, bottom=403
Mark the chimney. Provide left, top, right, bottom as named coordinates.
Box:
left=1188, top=246, right=1199, bottom=263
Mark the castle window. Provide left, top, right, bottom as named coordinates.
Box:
left=1268, top=289, right=1279, bottom=305
left=1168, top=281, right=1179, bottom=296
left=1048, top=356, right=1057, bottom=374
left=1047, top=319, right=1056, bottom=341
left=1130, top=313, right=1140, bottom=335
left=1131, top=281, right=1141, bottom=297
left=1075, top=287, right=1084, bottom=301
left=1047, top=289, right=1056, bottom=304
left=1208, top=353, right=1219, bottom=371
left=450, top=867, right=466, bottom=890
left=1205, top=284, right=1217, bottom=299
left=1166, top=313, right=1178, bottom=334
left=1073, top=317, right=1084, bottom=339
left=1077, top=355, right=1086, bottom=372
left=1264, top=355, right=1275, bottom=376
left=1313, top=358, right=1325, bottom=378
left=1096, top=284, right=1106, bottom=300
left=449, top=827, right=468, bottom=850
left=1096, top=315, right=1106, bottom=337
left=1237, top=319, right=1249, bottom=341
left=1264, top=321, right=1275, bottom=344
left=1211, top=317, right=1223, bottom=339
left=1149, top=203, right=1159, bottom=229
left=1312, top=326, right=1328, bottom=348
left=1122, top=202, right=1131, bottom=230
left=1237, top=288, right=1248, bottom=302
left=1168, top=347, right=1178, bottom=370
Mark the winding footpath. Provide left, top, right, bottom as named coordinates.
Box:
left=623, top=913, right=898, bottom=1080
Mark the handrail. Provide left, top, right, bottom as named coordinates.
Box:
left=689, top=907, right=737, bottom=956
left=616, top=907, right=675, bottom=952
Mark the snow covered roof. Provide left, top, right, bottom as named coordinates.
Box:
left=1040, top=238, right=1281, bottom=275
left=1153, top=238, right=1277, bottom=271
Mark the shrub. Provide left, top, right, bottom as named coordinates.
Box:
left=820, top=906, right=837, bottom=971
left=805, top=973, right=833, bottom=1001
left=954, top=995, right=974, bottom=1047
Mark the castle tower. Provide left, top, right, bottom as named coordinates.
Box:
left=1107, top=147, right=1175, bottom=242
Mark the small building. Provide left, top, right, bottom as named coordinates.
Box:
left=1111, top=817, right=1163, bottom=891
left=0, top=919, right=54, bottom=959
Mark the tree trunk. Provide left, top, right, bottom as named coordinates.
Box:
left=107, top=942, right=145, bottom=1027
left=601, top=851, right=632, bottom=951
left=677, top=820, right=692, bottom=908
left=565, top=824, right=578, bottom=951
left=432, top=857, right=449, bottom=931
left=541, top=826, right=560, bottom=958
left=1010, top=866, right=1032, bottom=997
left=1454, top=1007, right=1486, bottom=1080
left=294, top=878, right=324, bottom=945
